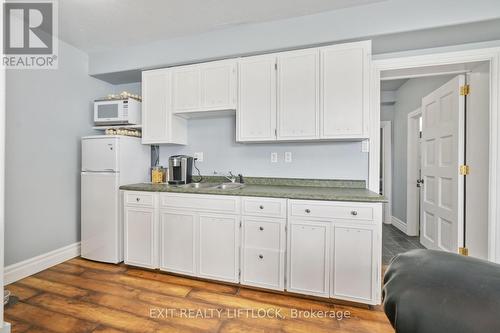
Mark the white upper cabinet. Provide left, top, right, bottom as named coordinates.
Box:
left=236, top=55, right=277, bottom=142
left=172, top=59, right=236, bottom=115
left=277, top=49, right=320, bottom=140
left=320, top=41, right=370, bottom=139
left=142, top=69, right=187, bottom=145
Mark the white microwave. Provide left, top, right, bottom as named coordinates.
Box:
left=94, top=98, right=141, bottom=125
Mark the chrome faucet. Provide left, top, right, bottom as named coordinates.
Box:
left=224, top=171, right=237, bottom=183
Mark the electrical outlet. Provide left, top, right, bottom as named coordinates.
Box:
left=285, top=152, right=292, bottom=163
left=271, top=152, right=278, bottom=163
left=194, top=152, right=204, bottom=162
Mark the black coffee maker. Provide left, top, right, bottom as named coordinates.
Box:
left=168, top=155, right=193, bottom=185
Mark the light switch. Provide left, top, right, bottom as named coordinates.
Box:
left=285, top=152, right=292, bottom=163
left=271, top=152, right=278, bottom=163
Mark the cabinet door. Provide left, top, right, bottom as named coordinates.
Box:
left=320, top=41, right=370, bottom=139
left=142, top=70, right=171, bottom=144
left=287, top=219, right=330, bottom=297
left=198, top=214, right=240, bottom=283
left=124, top=207, right=157, bottom=269
left=237, top=55, right=277, bottom=142
left=331, top=224, right=375, bottom=302
left=159, top=210, right=197, bottom=276
left=200, top=61, right=236, bottom=110
left=277, top=50, right=319, bottom=140
left=172, top=66, right=200, bottom=112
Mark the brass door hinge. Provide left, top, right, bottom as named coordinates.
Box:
left=460, top=85, right=470, bottom=96
left=459, top=165, right=470, bottom=175
left=459, top=247, right=469, bottom=256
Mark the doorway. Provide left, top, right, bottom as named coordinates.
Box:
left=378, top=60, right=491, bottom=262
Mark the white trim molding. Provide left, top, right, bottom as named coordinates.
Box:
left=4, top=242, right=81, bottom=285
left=370, top=45, right=500, bottom=263
left=391, top=216, right=408, bottom=234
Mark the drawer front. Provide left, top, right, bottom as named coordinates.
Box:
left=125, top=191, right=155, bottom=207
left=160, top=193, right=240, bottom=214
left=242, top=197, right=286, bottom=218
left=243, top=217, right=284, bottom=250
left=242, top=247, right=284, bottom=291
left=289, top=200, right=374, bottom=221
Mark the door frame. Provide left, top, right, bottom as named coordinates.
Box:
left=380, top=121, right=392, bottom=224
left=406, top=109, right=422, bottom=236
left=369, top=46, right=500, bottom=262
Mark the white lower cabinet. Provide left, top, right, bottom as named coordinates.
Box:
left=159, top=210, right=197, bottom=276
left=331, top=224, right=375, bottom=302
left=123, top=191, right=382, bottom=305
left=198, top=214, right=240, bottom=283
left=287, top=219, right=331, bottom=297
left=124, top=206, right=158, bottom=269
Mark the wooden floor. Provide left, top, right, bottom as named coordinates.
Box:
left=5, top=257, right=394, bottom=333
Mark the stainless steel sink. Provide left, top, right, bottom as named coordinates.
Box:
left=212, top=183, right=245, bottom=190
left=180, top=182, right=216, bottom=189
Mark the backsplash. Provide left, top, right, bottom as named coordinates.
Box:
left=159, top=115, right=369, bottom=181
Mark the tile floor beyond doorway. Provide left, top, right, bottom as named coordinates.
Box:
left=383, top=224, right=425, bottom=265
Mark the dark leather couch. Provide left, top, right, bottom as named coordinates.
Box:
left=383, top=249, right=500, bottom=333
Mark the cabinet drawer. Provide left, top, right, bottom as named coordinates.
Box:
left=242, top=247, right=284, bottom=291
left=289, top=200, right=373, bottom=221
left=160, top=193, right=240, bottom=214
left=242, top=197, right=286, bottom=218
left=243, top=217, right=284, bottom=250
left=125, top=192, right=155, bottom=207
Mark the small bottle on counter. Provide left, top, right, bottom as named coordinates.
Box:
left=151, top=166, right=163, bottom=184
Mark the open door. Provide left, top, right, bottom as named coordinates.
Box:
left=420, top=75, right=465, bottom=252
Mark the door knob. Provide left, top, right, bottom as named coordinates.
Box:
left=259, top=226, right=264, bottom=231
left=259, top=205, right=264, bottom=210
left=258, top=254, right=264, bottom=259
left=305, top=209, right=311, bottom=213
left=351, top=211, right=358, bottom=216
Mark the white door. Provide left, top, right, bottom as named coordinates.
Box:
left=82, top=137, right=119, bottom=172
left=81, top=172, right=120, bottom=263
left=237, top=55, right=277, bottom=142
left=331, top=224, right=374, bottom=302
left=277, top=49, right=319, bottom=140
left=287, top=219, right=330, bottom=297
left=159, top=210, right=197, bottom=276
left=198, top=214, right=239, bottom=283
left=320, top=42, right=369, bottom=138
left=200, top=61, right=236, bottom=110
left=420, top=75, right=465, bottom=252
left=124, top=207, right=156, bottom=268
left=172, top=66, right=200, bottom=112
left=142, top=70, right=171, bottom=144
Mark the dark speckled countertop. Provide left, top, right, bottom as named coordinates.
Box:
left=120, top=177, right=386, bottom=203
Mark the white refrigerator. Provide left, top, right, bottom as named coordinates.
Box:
left=81, top=135, right=150, bottom=263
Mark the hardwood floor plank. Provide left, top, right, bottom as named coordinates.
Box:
left=237, top=288, right=336, bottom=311
left=91, top=327, right=126, bottom=333
left=81, top=271, right=191, bottom=298
left=27, top=293, right=173, bottom=333
left=4, top=317, right=31, bottom=333
left=49, top=263, right=86, bottom=275
left=17, top=276, right=88, bottom=298
left=23, top=328, right=58, bottom=333
left=5, top=301, right=98, bottom=333
left=218, top=321, right=269, bottom=333
left=126, top=268, right=238, bottom=295
left=5, top=284, right=40, bottom=301
left=35, top=270, right=139, bottom=298
left=82, top=292, right=221, bottom=332
left=66, top=258, right=127, bottom=273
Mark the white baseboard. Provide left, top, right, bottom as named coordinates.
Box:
left=391, top=216, right=408, bottom=234
left=4, top=242, right=81, bottom=285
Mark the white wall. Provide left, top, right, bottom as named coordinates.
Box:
left=5, top=40, right=113, bottom=266
left=391, top=75, right=454, bottom=223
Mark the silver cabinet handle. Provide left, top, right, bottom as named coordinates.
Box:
left=259, top=226, right=264, bottom=231
left=305, top=209, right=311, bottom=213
left=351, top=210, right=358, bottom=216
left=259, top=205, right=264, bottom=210
left=258, top=254, right=264, bottom=259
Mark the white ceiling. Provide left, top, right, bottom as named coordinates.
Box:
left=58, top=0, right=388, bottom=53
left=380, top=79, right=408, bottom=91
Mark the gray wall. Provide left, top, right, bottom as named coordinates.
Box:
left=391, top=75, right=454, bottom=223
left=5, top=40, right=113, bottom=266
